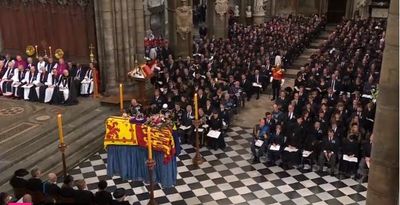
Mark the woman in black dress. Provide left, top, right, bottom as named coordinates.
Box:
left=207, top=110, right=226, bottom=150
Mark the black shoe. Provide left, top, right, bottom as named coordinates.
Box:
left=266, top=161, right=275, bottom=167
left=362, top=176, right=369, bottom=183
left=252, top=157, right=260, bottom=164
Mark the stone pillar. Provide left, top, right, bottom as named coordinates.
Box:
left=207, top=0, right=228, bottom=39
left=239, top=0, right=247, bottom=24
left=253, top=0, right=266, bottom=24
left=345, top=0, right=355, bottom=19
left=94, top=0, right=145, bottom=94
left=366, top=0, right=399, bottom=204
left=264, top=0, right=273, bottom=20
left=271, top=0, right=276, bottom=16
left=168, top=0, right=193, bottom=58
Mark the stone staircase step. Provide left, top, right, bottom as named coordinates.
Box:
left=0, top=105, right=107, bottom=168
left=302, top=50, right=318, bottom=56
left=0, top=108, right=114, bottom=190
left=285, top=69, right=299, bottom=79
left=0, top=102, right=102, bottom=157
left=286, top=23, right=338, bottom=80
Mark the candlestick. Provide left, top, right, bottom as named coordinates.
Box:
left=119, top=83, right=123, bottom=113
left=35, top=45, right=38, bottom=58
left=147, top=126, right=153, bottom=160
left=57, top=113, right=64, bottom=144
left=194, top=93, right=199, bottom=120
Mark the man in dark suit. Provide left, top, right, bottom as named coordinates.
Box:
left=150, top=89, right=166, bottom=113
left=328, top=74, right=341, bottom=94
left=60, top=175, right=75, bottom=198
left=94, top=180, right=113, bottom=205
left=282, top=104, right=297, bottom=126
left=179, top=105, right=195, bottom=144
left=318, top=129, right=340, bottom=175
left=27, top=167, right=43, bottom=192
left=9, top=169, right=29, bottom=199
left=240, top=74, right=252, bottom=101
left=74, top=179, right=95, bottom=205
left=326, top=87, right=338, bottom=107
left=282, top=116, right=304, bottom=169
left=43, top=173, right=61, bottom=197
left=251, top=69, right=265, bottom=100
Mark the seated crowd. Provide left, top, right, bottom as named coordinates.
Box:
left=126, top=15, right=326, bottom=151
left=250, top=18, right=385, bottom=182
left=0, top=55, right=98, bottom=105
left=1, top=167, right=130, bottom=205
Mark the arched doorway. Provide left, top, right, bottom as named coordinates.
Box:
left=327, top=0, right=347, bottom=22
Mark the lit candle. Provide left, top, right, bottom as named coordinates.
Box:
left=49, top=46, right=52, bottom=57
left=194, top=93, right=199, bottom=120
left=57, top=114, right=64, bottom=144
left=147, top=126, right=153, bottom=159
left=119, top=83, right=123, bottom=112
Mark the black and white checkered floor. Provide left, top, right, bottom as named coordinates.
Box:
left=68, top=127, right=368, bottom=205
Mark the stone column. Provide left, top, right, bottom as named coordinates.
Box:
left=168, top=0, right=193, bottom=58
left=264, top=0, right=273, bottom=20
left=345, top=0, right=355, bottom=19
left=207, top=0, right=228, bottom=39
left=239, top=0, right=247, bottom=24
left=253, top=0, right=266, bottom=24
left=366, top=0, right=399, bottom=204
left=94, top=0, right=145, bottom=94
left=271, top=0, right=276, bottom=16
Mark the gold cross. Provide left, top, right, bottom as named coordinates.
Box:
left=89, top=44, right=95, bottom=52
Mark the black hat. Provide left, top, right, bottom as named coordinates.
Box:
left=113, top=188, right=126, bottom=199
left=14, top=169, right=29, bottom=177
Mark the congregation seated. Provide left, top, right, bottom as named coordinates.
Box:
left=6, top=168, right=134, bottom=205
left=250, top=18, right=385, bottom=182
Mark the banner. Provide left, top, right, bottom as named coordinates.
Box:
left=104, top=116, right=176, bottom=164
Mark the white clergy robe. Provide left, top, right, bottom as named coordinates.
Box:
left=58, top=77, right=70, bottom=101
left=11, top=70, right=24, bottom=97
left=21, top=71, right=36, bottom=100
left=0, top=67, right=14, bottom=95
left=44, top=74, right=58, bottom=103
left=80, top=70, right=93, bottom=95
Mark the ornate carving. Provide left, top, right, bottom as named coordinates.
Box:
left=21, top=0, right=34, bottom=4
left=76, top=0, right=88, bottom=7
left=215, top=0, right=228, bottom=20
left=176, top=0, right=192, bottom=40
left=57, top=0, right=67, bottom=5
left=254, top=0, right=266, bottom=16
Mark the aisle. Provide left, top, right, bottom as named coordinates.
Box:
left=67, top=126, right=367, bottom=205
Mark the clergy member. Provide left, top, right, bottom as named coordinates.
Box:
left=44, top=69, right=59, bottom=103
left=11, top=64, right=26, bottom=98
left=21, top=66, right=38, bottom=101
left=1, top=60, right=15, bottom=96
left=80, top=64, right=94, bottom=95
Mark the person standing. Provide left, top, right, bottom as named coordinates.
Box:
left=270, top=64, right=284, bottom=101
